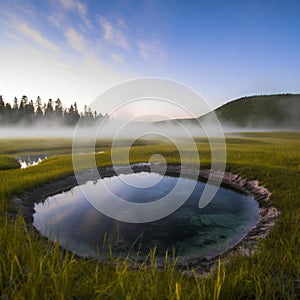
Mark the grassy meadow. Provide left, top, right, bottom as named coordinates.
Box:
left=0, top=132, right=300, bottom=299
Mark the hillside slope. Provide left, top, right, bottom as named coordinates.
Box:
left=212, top=94, right=300, bottom=129
left=163, top=94, right=300, bottom=130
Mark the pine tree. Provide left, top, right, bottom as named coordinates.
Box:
left=35, top=96, right=43, bottom=121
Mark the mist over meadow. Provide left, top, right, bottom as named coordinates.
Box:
left=1, top=94, right=299, bottom=140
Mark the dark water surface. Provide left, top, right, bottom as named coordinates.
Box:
left=16, top=154, right=48, bottom=168
left=33, top=172, right=259, bottom=262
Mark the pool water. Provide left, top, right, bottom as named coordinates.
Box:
left=33, top=172, right=259, bottom=262
left=16, top=154, right=48, bottom=168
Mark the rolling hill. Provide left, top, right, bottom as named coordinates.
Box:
left=160, top=94, right=300, bottom=130
left=211, top=94, right=300, bottom=129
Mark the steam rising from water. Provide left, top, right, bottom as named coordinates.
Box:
left=1, top=120, right=295, bottom=140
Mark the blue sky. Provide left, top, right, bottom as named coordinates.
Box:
left=1, top=0, right=300, bottom=117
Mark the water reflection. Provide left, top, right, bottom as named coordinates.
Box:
left=33, top=172, right=259, bottom=262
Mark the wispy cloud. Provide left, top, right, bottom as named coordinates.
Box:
left=0, top=0, right=168, bottom=115
left=0, top=0, right=165, bottom=91
left=47, top=12, right=64, bottom=29
left=65, top=28, right=87, bottom=54
left=117, top=17, right=128, bottom=30
left=11, top=19, right=60, bottom=55
left=111, top=53, right=124, bottom=64
left=98, top=16, right=130, bottom=50
left=137, top=41, right=150, bottom=60
left=58, top=0, right=75, bottom=9
left=137, top=40, right=163, bottom=60
left=58, top=0, right=85, bottom=15
left=76, top=1, right=87, bottom=17
left=57, top=0, right=91, bottom=28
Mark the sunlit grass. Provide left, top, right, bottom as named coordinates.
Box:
left=0, top=132, right=300, bottom=298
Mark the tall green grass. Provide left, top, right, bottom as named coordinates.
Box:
left=0, top=132, right=300, bottom=299
left=0, top=155, right=20, bottom=170
left=0, top=214, right=227, bottom=299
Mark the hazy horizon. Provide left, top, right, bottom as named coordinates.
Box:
left=1, top=1, right=300, bottom=118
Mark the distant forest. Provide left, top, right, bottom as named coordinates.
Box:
left=0, top=95, right=108, bottom=126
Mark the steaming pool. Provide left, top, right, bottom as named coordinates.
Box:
left=33, top=171, right=259, bottom=263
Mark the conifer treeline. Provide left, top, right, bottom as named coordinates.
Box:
left=0, top=95, right=108, bottom=126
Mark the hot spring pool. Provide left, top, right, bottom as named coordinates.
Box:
left=33, top=171, right=259, bottom=262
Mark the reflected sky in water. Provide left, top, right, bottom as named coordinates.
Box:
left=33, top=172, right=259, bottom=262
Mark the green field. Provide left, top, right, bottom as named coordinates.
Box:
left=0, top=132, right=300, bottom=299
